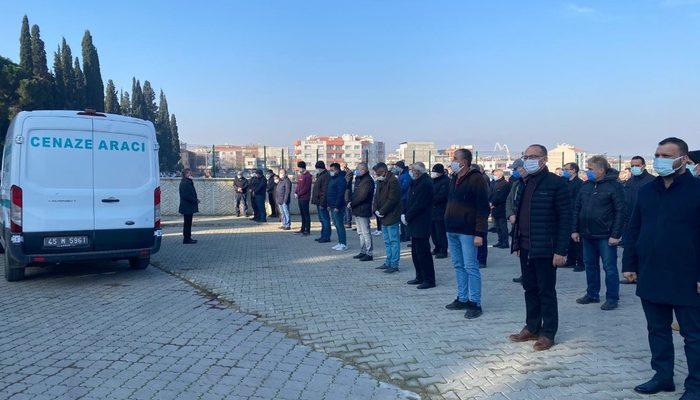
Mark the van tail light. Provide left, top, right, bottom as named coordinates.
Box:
left=154, top=187, right=161, bottom=230
left=10, top=185, right=22, bottom=234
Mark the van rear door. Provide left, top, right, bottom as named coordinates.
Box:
left=20, top=116, right=95, bottom=252
left=92, top=118, right=157, bottom=251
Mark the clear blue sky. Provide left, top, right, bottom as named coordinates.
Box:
left=2, top=0, right=700, bottom=156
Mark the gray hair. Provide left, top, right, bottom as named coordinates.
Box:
left=410, top=162, right=427, bottom=174
left=587, top=155, right=610, bottom=171
left=357, top=162, right=368, bottom=171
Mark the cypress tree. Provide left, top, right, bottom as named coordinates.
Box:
left=60, top=39, right=75, bottom=108
left=170, top=114, right=182, bottom=171
left=52, top=47, right=66, bottom=108
left=130, top=78, right=145, bottom=120
left=155, top=90, right=171, bottom=171
left=81, top=30, right=104, bottom=111
left=19, top=16, right=33, bottom=74
left=142, top=80, right=157, bottom=122
left=104, top=79, right=120, bottom=114
left=73, top=57, right=86, bottom=109
left=30, top=25, right=49, bottom=77
left=119, top=90, right=131, bottom=116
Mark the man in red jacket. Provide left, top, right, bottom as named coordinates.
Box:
left=294, top=161, right=312, bottom=236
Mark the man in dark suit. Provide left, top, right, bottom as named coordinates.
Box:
left=178, top=168, right=199, bottom=244
left=266, top=169, right=279, bottom=218
left=403, top=162, right=435, bottom=290
left=623, top=137, right=700, bottom=399
left=252, top=169, right=267, bottom=223
left=489, top=169, right=511, bottom=248
left=233, top=171, right=249, bottom=217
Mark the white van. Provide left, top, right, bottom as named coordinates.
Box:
left=0, top=110, right=162, bottom=281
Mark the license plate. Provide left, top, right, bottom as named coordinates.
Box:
left=43, top=236, right=90, bottom=248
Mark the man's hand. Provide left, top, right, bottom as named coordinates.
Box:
left=346, top=203, right=352, bottom=209
left=333, top=208, right=339, bottom=213
left=623, top=272, right=637, bottom=283
left=474, top=236, right=483, bottom=247
left=608, top=237, right=621, bottom=246
left=509, top=215, right=516, bottom=224
left=571, top=232, right=580, bottom=242
left=401, top=214, right=407, bottom=225
left=553, top=254, right=567, bottom=267
left=294, top=193, right=298, bottom=198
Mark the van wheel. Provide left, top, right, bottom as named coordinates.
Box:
left=4, top=252, right=25, bottom=282
left=128, top=257, right=149, bottom=270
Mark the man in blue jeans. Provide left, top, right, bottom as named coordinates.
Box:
left=311, top=161, right=331, bottom=243
left=372, top=163, right=403, bottom=273
left=327, top=163, right=348, bottom=251
left=443, top=149, right=490, bottom=319
left=572, top=155, right=627, bottom=311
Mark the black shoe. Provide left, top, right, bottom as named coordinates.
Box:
left=464, top=303, right=483, bottom=319
left=359, top=255, right=373, bottom=262
left=600, top=301, right=618, bottom=311
left=315, top=238, right=321, bottom=242
left=375, top=264, right=389, bottom=270
left=353, top=253, right=365, bottom=259
left=406, top=279, right=422, bottom=285
left=435, top=253, right=448, bottom=259
left=417, top=282, right=435, bottom=289
left=302, top=232, right=310, bottom=236
left=183, top=239, right=198, bottom=244
left=576, top=295, right=600, bottom=304
left=283, top=227, right=291, bottom=231
left=294, top=229, right=304, bottom=234
left=445, top=299, right=469, bottom=310
left=249, top=217, right=257, bottom=221
left=383, top=268, right=399, bottom=274
left=633, top=379, right=675, bottom=395
left=479, top=263, right=487, bottom=269
left=680, top=391, right=700, bottom=400
left=318, top=238, right=331, bottom=243
left=513, top=276, right=522, bottom=283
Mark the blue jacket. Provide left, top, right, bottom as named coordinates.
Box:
left=398, top=169, right=411, bottom=205
left=623, top=171, right=700, bottom=306
left=326, top=170, right=347, bottom=210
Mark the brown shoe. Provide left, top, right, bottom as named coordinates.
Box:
left=508, top=327, right=538, bottom=342
left=533, top=336, right=554, bottom=351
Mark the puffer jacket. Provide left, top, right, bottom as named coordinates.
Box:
left=373, top=173, right=402, bottom=226
left=444, top=168, right=490, bottom=236
left=573, top=168, right=627, bottom=239
left=351, top=172, right=374, bottom=218
left=326, top=171, right=347, bottom=210
left=311, top=169, right=330, bottom=207
left=512, top=167, right=572, bottom=258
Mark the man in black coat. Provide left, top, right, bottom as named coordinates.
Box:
left=623, top=137, right=700, bottom=399
left=350, top=163, right=375, bottom=261
left=430, top=164, right=449, bottom=259
left=266, top=169, right=279, bottom=218
left=233, top=171, right=249, bottom=217
left=248, top=172, right=259, bottom=221
left=489, top=169, right=511, bottom=248
left=403, top=162, right=435, bottom=290
left=275, top=169, right=292, bottom=230
left=178, top=168, right=199, bottom=244
left=508, top=144, right=571, bottom=352
left=251, top=169, right=267, bottom=223
left=572, top=156, right=627, bottom=311
left=624, top=156, right=656, bottom=213
left=562, top=162, right=584, bottom=271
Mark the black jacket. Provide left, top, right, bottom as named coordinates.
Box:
left=233, top=177, right=248, bottom=194
left=374, top=173, right=402, bottom=226
left=444, top=168, right=490, bottom=236
left=252, top=176, right=267, bottom=196
left=326, top=171, right=347, bottom=210
left=573, top=169, right=627, bottom=239
left=489, top=177, right=510, bottom=219
left=512, top=167, right=572, bottom=258
left=275, top=177, right=292, bottom=205
left=344, top=169, right=354, bottom=203
left=565, top=176, right=583, bottom=207
left=623, top=171, right=700, bottom=306
left=311, top=170, right=330, bottom=207
left=431, top=174, right=450, bottom=221
left=267, top=175, right=277, bottom=194
left=404, top=173, right=433, bottom=238
left=623, top=170, right=655, bottom=214
left=351, top=172, right=374, bottom=218
left=178, top=177, right=199, bottom=215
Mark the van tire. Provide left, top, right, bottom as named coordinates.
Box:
left=128, top=257, right=149, bottom=270
left=4, top=252, right=25, bottom=282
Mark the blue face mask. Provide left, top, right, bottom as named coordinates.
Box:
left=512, top=170, right=520, bottom=179
left=630, top=166, right=643, bottom=176
left=523, top=159, right=541, bottom=174
left=653, top=156, right=683, bottom=177
left=689, top=164, right=698, bottom=177
left=562, top=170, right=571, bottom=179
left=354, top=169, right=361, bottom=177
left=586, top=170, right=596, bottom=181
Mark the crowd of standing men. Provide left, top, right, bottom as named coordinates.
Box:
left=179, top=138, right=700, bottom=400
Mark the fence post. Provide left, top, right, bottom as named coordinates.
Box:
left=561, top=151, right=565, bottom=168
left=428, top=150, right=432, bottom=170
left=412, top=150, right=416, bottom=164
left=281, top=148, right=285, bottom=171
left=263, top=146, right=267, bottom=171
left=211, top=144, right=216, bottom=178
left=618, top=155, right=622, bottom=171
left=475, top=151, right=479, bottom=164
left=316, top=148, right=320, bottom=163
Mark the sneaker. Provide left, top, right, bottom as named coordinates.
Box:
left=334, top=244, right=347, bottom=251
left=600, top=301, right=618, bottom=311
left=372, top=230, right=382, bottom=236
left=464, top=303, right=483, bottom=319
left=375, top=264, right=389, bottom=270
left=576, top=295, right=600, bottom=304
left=332, top=244, right=342, bottom=250
left=445, top=299, right=469, bottom=310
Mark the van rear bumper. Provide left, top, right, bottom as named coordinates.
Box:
left=4, top=231, right=161, bottom=267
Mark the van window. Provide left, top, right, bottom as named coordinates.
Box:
left=25, top=131, right=94, bottom=189
left=93, top=132, right=152, bottom=189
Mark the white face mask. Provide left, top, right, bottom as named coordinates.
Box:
left=430, top=172, right=440, bottom=179
left=450, top=161, right=462, bottom=173
left=329, top=171, right=337, bottom=177
left=523, top=158, right=542, bottom=174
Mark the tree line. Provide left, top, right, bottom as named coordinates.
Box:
left=0, top=15, right=181, bottom=171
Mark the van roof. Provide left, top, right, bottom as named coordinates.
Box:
left=15, top=110, right=154, bottom=128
